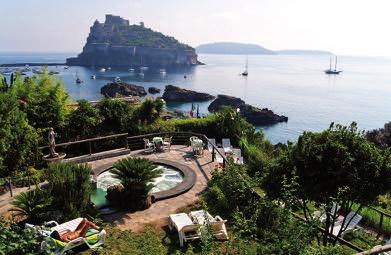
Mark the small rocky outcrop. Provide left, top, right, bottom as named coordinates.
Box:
left=148, top=87, right=161, bottom=94
left=208, top=95, right=288, bottom=125
left=101, top=82, right=147, bottom=97
left=162, top=85, right=215, bottom=102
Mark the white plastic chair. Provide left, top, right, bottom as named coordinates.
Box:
left=143, top=138, right=155, bottom=153
left=163, top=136, right=172, bottom=151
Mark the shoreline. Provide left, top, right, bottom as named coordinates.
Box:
left=0, top=63, right=65, bottom=67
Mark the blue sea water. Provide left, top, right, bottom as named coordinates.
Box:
left=1, top=52, right=391, bottom=144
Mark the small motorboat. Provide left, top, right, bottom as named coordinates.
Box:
left=114, top=76, right=121, bottom=82
left=64, top=66, right=69, bottom=70
left=107, top=67, right=111, bottom=71
left=99, top=68, right=106, bottom=72
left=159, top=69, right=166, bottom=75
left=140, top=66, right=149, bottom=71
left=91, top=75, right=96, bottom=79
left=76, top=72, right=83, bottom=84
left=129, top=68, right=135, bottom=72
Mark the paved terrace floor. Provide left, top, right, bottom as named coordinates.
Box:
left=88, top=145, right=216, bottom=232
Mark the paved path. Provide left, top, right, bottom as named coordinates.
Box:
left=88, top=145, right=215, bottom=232
left=0, top=183, right=47, bottom=215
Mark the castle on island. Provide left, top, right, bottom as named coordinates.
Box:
left=66, top=15, right=199, bottom=68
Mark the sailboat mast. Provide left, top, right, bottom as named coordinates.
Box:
left=334, top=56, right=338, bottom=71
left=329, top=56, right=332, bottom=70
left=245, top=56, right=248, bottom=72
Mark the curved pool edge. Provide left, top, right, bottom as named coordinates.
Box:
left=151, top=159, right=197, bottom=201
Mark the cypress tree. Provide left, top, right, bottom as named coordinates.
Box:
left=10, top=73, right=14, bottom=86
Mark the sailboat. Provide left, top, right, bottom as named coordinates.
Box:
left=325, top=56, right=342, bottom=74
left=241, top=57, right=248, bottom=76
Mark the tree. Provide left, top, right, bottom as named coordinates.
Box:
left=109, top=158, right=162, bottom=209
left=98, top=98, right=132, bottom=133
left=0, top=92, right=38, bottom=195
left=132, top=98, right=164, bottom=124
left=214, top=106, right=255, bottom=146
left=67, top=99, right=100, bottom=139
left=0, top=74, right=7, bottom=92
left=263, top=123, right=391, bottom=245
left=10, top=71, right=69, bottom=137
left=45, top=162, right=92, bottom=220
left=366, top=121, right=391, bottom=149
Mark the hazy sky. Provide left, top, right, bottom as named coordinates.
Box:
left=1, top=0, right=391, bottom=56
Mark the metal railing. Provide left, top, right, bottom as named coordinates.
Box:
left=38, top=132, right=227, bottom=165
left=38, top=133, right=129, bottom=156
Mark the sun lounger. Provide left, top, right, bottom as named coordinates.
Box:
left=330, top=211, right=362, bottom=237
left=384, top=238, right=391, bottom=255
left=208, top=138, right=216, bottom=152
left=222, top=138, right=232, bottom=154
left=27, top=218, right=106, bottom=255
left=215, top=148, right=225, bottom=164
left=313, top=202, right=340, bottom=223
left=190, top=210, right=229, bottom=240
left=169, top=213, right=200, bottom=247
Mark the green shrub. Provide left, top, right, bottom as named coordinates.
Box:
left=0, top=218, right=49, bottom=255
left=10, top=188, right=52, bottom=224
left=203, top=164, right=258, bottom=219
left=46, top=162, right=92, bottom=220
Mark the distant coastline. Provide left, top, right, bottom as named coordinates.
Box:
left=196, top=42, right=333, bottom=56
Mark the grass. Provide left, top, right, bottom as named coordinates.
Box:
left=344, top=229, right=383, bottom=251
left=352, top=204, right=391, bottom=236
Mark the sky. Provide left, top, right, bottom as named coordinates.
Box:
left=1, top=0, right=391, bottom=56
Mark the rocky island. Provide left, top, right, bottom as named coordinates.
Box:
left=101, top=82, right=147, bottom=97
left=67, top=15, right=199, bottom=68
left=162, top=85, right=215, bottom=102
left=208, top=95, right=288, bottom=125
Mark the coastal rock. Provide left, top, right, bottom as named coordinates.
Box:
left=67, top=15, right=199, bottom=68
left=101, top=82, right=147, bottom=97
left=148, top=87, right=161, bottom=94
left=208, top=95, right=288, bottom=125
left=162, top=85, right=215, bottom=102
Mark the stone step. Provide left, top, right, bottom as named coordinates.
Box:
left=64, top=148, right=131, bottom=164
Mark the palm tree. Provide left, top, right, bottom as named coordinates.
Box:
left=111, top=158, right=163, bottom=200
left=10, top=189, right=52, bottom=224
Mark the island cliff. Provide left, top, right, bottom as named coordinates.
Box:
left=67, top=15, right=199, bottom=68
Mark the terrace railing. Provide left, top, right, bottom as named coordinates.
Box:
left=38, top=131, right=227, bottom=166
left=38, top=133, right=129, bottom=156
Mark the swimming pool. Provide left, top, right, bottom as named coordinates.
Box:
left=91, top=164, right=184, bottom=208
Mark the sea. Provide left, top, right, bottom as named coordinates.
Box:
left=1, top=52, right=391, bottom=144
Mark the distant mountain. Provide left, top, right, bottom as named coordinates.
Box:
left=196, top=42, right=275, bottom=55
left=276, top=50, right=333, bottom=55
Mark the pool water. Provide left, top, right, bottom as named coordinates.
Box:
left=91, top=164, right=184, bottom=208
